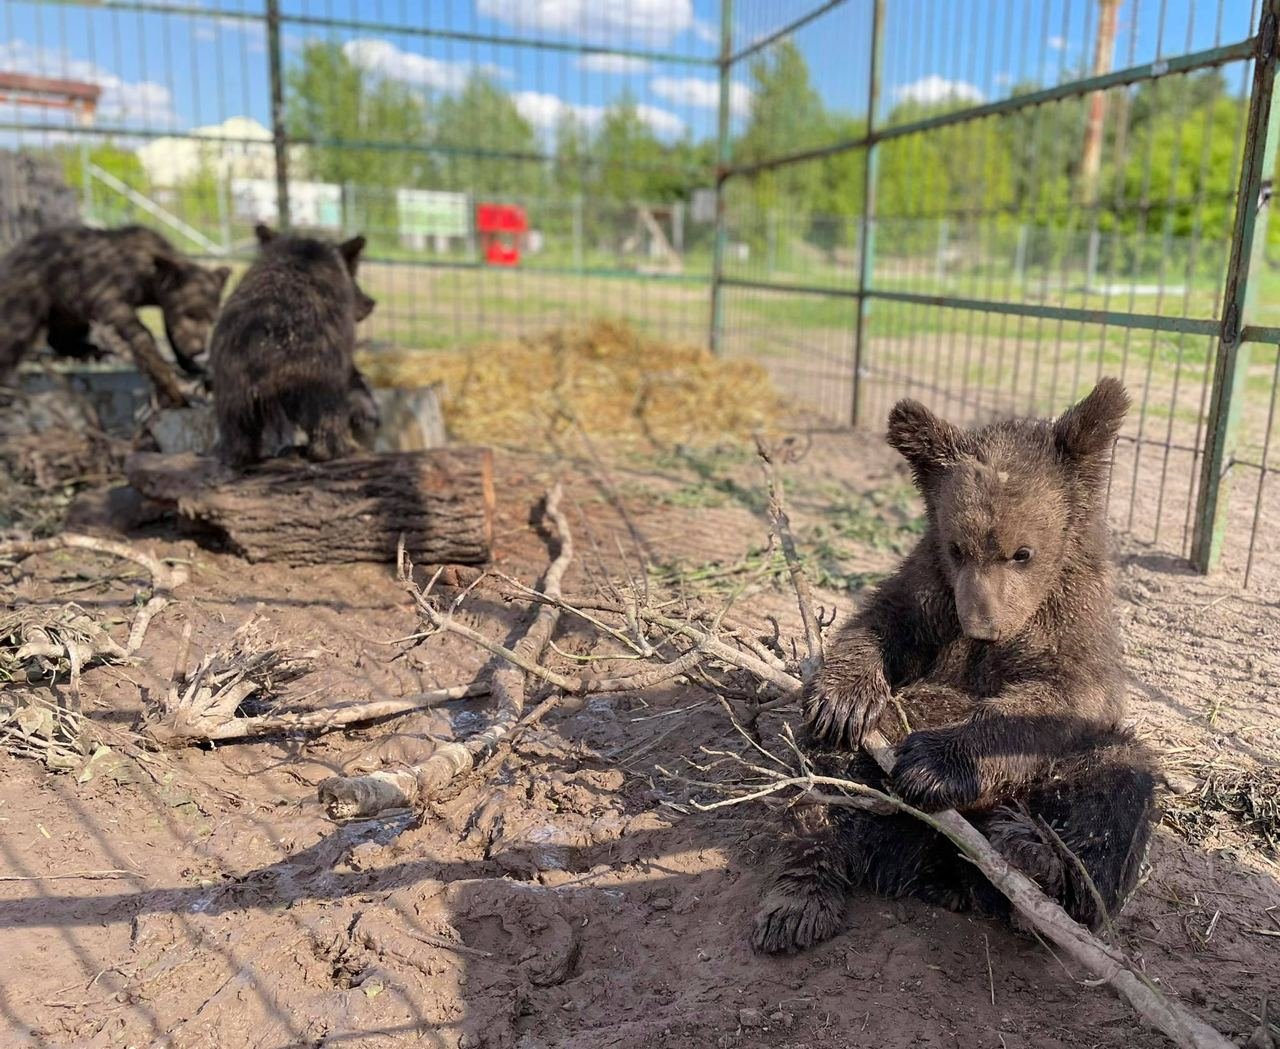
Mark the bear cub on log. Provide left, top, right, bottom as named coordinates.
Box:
left=0, top=225, right=230, bottom=405
left=210, top=224, right=376, bottom=467
left=753, top=379, right=1160, bottom=954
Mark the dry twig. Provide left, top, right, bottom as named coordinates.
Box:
left=1, top=532, right=187, bottom=657
left=318, top=484, right=576, bottom=819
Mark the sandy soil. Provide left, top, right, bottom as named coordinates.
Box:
left=1, top=432, right=1277, bottom=1049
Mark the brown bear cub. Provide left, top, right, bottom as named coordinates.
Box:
left=753, top=379, right=1160, bottom=954
left=0, top=225, right=230, bottom=405
left=210, top=224, right=375, bottom=467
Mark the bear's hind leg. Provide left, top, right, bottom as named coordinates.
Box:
left=988, top=737, right=1158, bottom=931
left=0, top=289, right=47, bottom=384
left=752, top=807, right=851, bottom=954
left=286, top=382, right=355, bottom=463
left=216, top=403, right=265, bottom=469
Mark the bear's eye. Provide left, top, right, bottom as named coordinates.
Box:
left=949, top=542, right=964, bottom=562
left=1011, top=547, right=1034, bottom=564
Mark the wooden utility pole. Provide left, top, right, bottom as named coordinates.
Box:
left=1081, top=0, right=1121, bottom=206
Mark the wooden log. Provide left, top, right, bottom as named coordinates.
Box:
left=124, top=448, right=494, bottom=565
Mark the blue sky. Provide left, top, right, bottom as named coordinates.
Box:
left=0, top=0, right=1261, bottom=145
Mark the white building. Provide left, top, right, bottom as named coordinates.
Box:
left=137, top=116, right=306, bottom=187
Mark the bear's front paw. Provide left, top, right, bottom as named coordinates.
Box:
left=803, top=673, right=888, bottom=750
left=891, top=728, right=981, bottom=812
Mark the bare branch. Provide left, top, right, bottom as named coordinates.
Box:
left=755, top=434, right=823, bottom=681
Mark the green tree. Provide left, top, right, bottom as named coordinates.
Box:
left=735, top=40, right=827, bottom=227
left=286, top=41, right=433, bottom=235
left=434, top=73, right=541, bottom=197
left=59, top=142, right=147, bottom=194
left=592, top=94, right=666, bottom=204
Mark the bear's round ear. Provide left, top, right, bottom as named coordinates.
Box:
left=213, top=266, right=231, bottom=292
left=1054, top=378, right=1129, bottom=464
left=339, top=234, right=367, bottom=270
left=254, top=223, right=276, bottom=245
left=152, top=253, right=190, bottom=291
left=886, top=398, right=965, bottom=483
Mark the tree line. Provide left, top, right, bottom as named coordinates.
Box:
left=52, top=37, right=1277, bottom=270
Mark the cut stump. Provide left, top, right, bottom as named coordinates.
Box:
left=124, top=448, right=494, bottom=565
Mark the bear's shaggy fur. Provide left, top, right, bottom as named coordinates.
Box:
left=752, top=379, right=1160, bottom=954
left=209, top=225, right=374, bottom=467
left=0, top=225, right=230, bottom=406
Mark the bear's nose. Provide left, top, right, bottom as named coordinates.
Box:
left=960, top=619, right=1000, bottom=642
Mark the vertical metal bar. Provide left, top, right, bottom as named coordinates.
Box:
left=851, top=0, right=883, bottom=427
left=708, top=0, right=733, bottom=355
left=266, top=0, right=291, bottom=230
left=1191, top=0, right=1279, bottom=572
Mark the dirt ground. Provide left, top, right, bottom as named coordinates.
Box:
left=1, top=429, right=1278, bottom=1049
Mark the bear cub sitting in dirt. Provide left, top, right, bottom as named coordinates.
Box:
left=210, top=224, right=377, bottom=467
left=753, top=379, right=1160, bottom=954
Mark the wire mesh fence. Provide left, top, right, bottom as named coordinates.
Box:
left=715, top=0, right=1280, bottom=588
left=0, top=0, right=1277, bottom=586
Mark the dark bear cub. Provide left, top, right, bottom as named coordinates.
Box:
left=210, top=225, right=375, bottom=467
left=0, top=225, right=230, bottom=405
left=752, top=379, right=1160, bottom=954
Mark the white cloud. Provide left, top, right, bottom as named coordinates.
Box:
left=576, top=52, right=652, bottom=74
left=342, top=39, right=508, bottom=91
left=1047, top=35, right=1068, bottom=51
left=477, top=0, right=694, bottom=46
left=512, top=90, right=683, bottom=138
left=0, top=40, right=177, bottom=127
left=193, top=16, right=267, bottom=53
left=651, top=75, right=751, bottom=118
left=635, top=103, right=685, bottom=137
left=692, top=18, right=721, bottom=45
left=894, top=75, right=984, bottom=106
left=514, top=90, right=603, bottom=130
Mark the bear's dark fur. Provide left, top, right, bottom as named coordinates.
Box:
left=0, top=224, right=230, bottom=406
left=752, top=379, right=1160, bottom=954
left=209, top=225, right=374, bottom=467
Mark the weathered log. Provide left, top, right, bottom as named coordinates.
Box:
left=124, top=448, right=494, bottom=565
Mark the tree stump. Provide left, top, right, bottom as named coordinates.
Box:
left=124, top=448, right=494, bottom=565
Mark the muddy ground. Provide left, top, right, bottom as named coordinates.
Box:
left=1, top=431, right=1278, bottom=1049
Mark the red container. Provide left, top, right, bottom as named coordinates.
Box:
left=476, top=203, right=528, bottom=266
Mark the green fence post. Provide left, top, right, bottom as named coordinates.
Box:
left=708, top=0, right=733, bottom=355
left=1191, top=1, right=1279, bottom=573
left=851, top=0, right=883, bottom=427
left=266, top=0, right=292, bottom=230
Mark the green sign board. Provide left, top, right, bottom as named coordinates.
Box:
left=397, top=190, right=471, bottom=238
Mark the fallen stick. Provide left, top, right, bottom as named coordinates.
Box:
left=1, top=532, right=187, bottom=657
left=318, top=484, right=573, bottom=819
left=0, top=532, right=186, bottom=591
left=147, top=684, right=489, bottom=746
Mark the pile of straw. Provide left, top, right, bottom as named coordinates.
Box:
left=357, top=320, right=786, bottom=451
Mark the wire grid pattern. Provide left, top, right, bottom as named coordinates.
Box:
left=715, top=0, right=1280, bottom=587
left=0, top=0, right=722, bottom=352
left=0, top=0, right=1276, bottom=586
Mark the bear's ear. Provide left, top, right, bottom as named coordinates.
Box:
left=339, top=234, right=367, bottom=270
left=212, top=266, right=231, bottom=293
left=1054, top=378, right=1128, bottom=464
left=254, top=224, right=276, bottom=245
left=152, top=253, right=190, bottom=292
left=886, top=398, right=966, bottom=482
